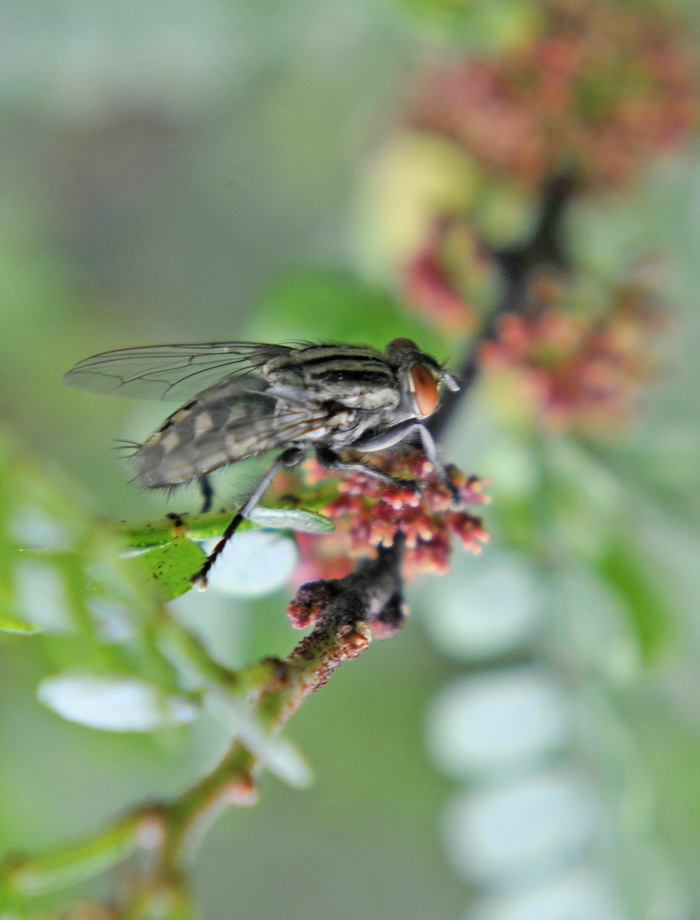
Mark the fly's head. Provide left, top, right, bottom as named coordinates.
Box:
left=384, top=338, right=460, bottom=421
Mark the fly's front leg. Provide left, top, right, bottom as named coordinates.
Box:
left=190, top=446, right=305, bottom=590
left=416, top=427, right=461, bottom=505
left=352, top=421, right=461, bottom=505
left=315, top=447, right=417, bottom=490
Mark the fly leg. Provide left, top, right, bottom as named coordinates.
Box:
left=315, top=447, right=422, bottom=494
left=190, top=446, right=305, bottom=590
left=199, top=474, right=214, bottom=513
left=351, top=421, right=461, bottom=504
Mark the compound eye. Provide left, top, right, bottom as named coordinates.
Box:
left=410, top=363, right=439, bottom=418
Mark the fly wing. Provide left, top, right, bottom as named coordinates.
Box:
left=63, top=342, right=294, bottom=401
left=131, top=378, right=336, bottom=487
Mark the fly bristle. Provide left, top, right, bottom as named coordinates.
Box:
left=112, top=439, right=141, bottom=456
left=127, top=471, right=185, bottom=500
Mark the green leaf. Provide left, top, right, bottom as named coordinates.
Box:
left=37, top=672, right=199, bottom=732
left=394, top=0, right=542, bottom=52
left=204, top=531, right=299, bottom=597
left=0, top=605, right=40, bottom=633
left=247, top=505, right=335, bottom=534
left=595, top=539, right=673, bottom=664
left=11, top=553, right=74, bottom=633
left=123, top=537, right=206, bottom=602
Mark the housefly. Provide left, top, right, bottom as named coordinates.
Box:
left=64, top=339, right=460, bottom=587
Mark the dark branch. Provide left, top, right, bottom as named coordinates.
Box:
left=429, top=172, right=576, bottom=439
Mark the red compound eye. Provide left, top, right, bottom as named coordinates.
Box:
left=410, top=363, right=439, bottom=418
left=390, top=337, right=418, bottom=349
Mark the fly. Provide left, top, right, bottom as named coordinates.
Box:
left=64, top=339, right=460, bottom=587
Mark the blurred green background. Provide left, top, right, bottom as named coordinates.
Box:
left=2, top=1, right=700, bottom=918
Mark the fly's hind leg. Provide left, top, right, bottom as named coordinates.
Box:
left=199, top=474, right=214, bottom=513
left=190, top=446, right=305, bottom=590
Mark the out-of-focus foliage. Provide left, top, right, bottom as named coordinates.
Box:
left=1, top=0, right=700, bottom=918
left=377, top=2, right=700, bottom=916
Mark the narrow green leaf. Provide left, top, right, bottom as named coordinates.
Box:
left=205, top=688, right=313, bottom=788
left=37, top=672, right=199, bottom=732
left=247, top=505, right=335, bottom=534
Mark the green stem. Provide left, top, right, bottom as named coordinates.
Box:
left=160, top=615, right=373, bottom=869
left=2, top=807, right=164, bottom=899
left=2, top=544, right=394, bottom=905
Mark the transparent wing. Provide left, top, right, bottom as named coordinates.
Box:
left=63, top=342, right=293, bottom=401
left=186, top=404, right=334, bottom=461
left=130, top=387, right=337, bottom=485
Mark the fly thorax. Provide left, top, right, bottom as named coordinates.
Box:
left=325, top=407, right=355, bottom=430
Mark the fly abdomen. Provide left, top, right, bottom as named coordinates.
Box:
left=130, top=389, right=278, bottom=487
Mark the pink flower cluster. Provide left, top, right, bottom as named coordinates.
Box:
left=288, top=451, right=489, bottom=583
left=402, top=216, right=496, bottom=336
left=407, top=0, right=696, bottom=190
left=480, top=270, right=665, bottom=431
